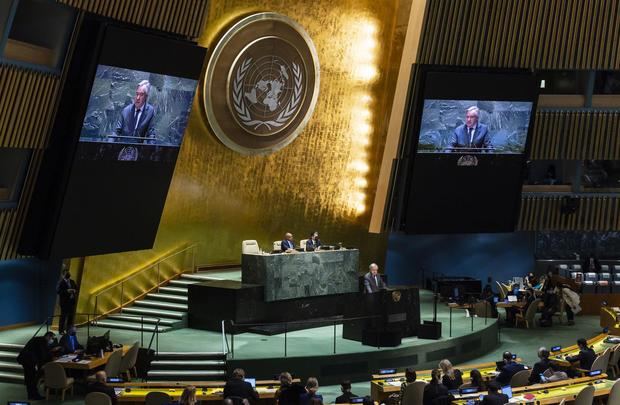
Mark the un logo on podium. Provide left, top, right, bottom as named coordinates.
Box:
left=204, top=13, right=320, bottom=155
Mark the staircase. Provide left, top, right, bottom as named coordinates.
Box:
left=0, top=343, right=24, bottom=384
left=147, top=351, right=227, bottom=381
left=94, top=269, right=240, bottom=333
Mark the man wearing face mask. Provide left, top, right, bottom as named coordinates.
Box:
left=59, top=325, right=83, bottom=354
left=57, top=268, right=78, bottom=335
left=17, top=331, right=59, bottom=400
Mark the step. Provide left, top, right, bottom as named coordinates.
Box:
left=94, top=320, right=172, bottom=333
left=146, top=293, right=188, bottom=303
left=0, top=351, right=17, bottom=361
left=134, top=299, right=187, bottom=311
left=159, top=286, right=188, bottom=294
left=0, top=362, right=22, bottom=372
left=154, top=352, right=226, bottom=360
left=169, top=279, right=200, bottom=287
left=106, top=315, right=179, bottom=327
left=0, top=371, right=23, bottom=384
left=147, top=370, right=226, bottom=380
left=180, top=274, right=222, bottom=281
left=0, top=343, right=23, bottom=353
left=123, top=307, right=186, bottom=320
left=151, top=360, right=226, bottom=369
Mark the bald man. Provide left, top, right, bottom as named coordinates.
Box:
left=281, top=233, right=296, bottom=253
left=87, top=371, right=117, bottom=405
left=363, top=263, right=386, bottom=293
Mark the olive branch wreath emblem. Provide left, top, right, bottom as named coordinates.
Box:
left=232, top=57, right=303, bottom=131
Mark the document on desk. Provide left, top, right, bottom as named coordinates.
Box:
left=55, top=355, right=77, bottom=362
left=386, top=381, right=402, bottom=387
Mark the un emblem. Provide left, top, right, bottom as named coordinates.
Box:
left=203, top=13, right=320, bottom=155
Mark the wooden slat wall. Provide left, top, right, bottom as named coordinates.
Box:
left=419, top=0, right=620, bottom=69
left=518, top=195, right=620, bottom=231
left=530, top=110, right=620, bottom=160
left=0, top=66, right=60, bottom=260
left=57, top=0, right=209, bottom=39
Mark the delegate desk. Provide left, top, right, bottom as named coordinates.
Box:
left=54, top=346, right=128, bottom=370
left=114, top=379, right=299, bottom=404
left=549, top=333, right=616, bottom=367
left=370, top=360, right=521, bottom=401
left=451, top=374, right=613, bottom=404
left=242, top=249, right=359, bottom=301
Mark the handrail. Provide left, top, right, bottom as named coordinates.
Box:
left=92, top=243, right=198, bottom=319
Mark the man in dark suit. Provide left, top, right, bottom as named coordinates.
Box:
left=223, top=368, right=259, bottom=404
left=480, top=381, right=509, bottom=405
left=335, top=380, right=358, bottom=403
left=450, top=106, right=492, bottom=149
left=87, top=371, right=118, bottom=405
left=305, top=231, right=321, bottom=252
left=114, top=80, right=156, bottom=144
left=17, top=331, right=58, bottom=400
left=59, top=325, right=83, bottom=354
left=528, top=347, right=551, bottom=384
left=363, top=263, right=386, bottom=293
left=495, top=351, right=526, bottom=386
left=57, top=269, right=78, bottom=335
left=565, top=338, right=596, bottom=370
left=281, top=233, right=296, bottom=253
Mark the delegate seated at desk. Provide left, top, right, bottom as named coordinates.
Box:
left=281, top=232, right=296, bottom=253
left=59, top=325, right=83, bottom=354
left=305, top=231, right=321, bottom=251
left=364, top=263, right=386, bottom=293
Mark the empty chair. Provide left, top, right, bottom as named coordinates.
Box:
left=85, top=392, right=112, bottom=405
left=509, top=369, right=531, bottom=388
left=273, top=241, right=282, bottom=252
left=496, top=281, right=507, bottom=300
left=608, top=345, right=620, bottom=378
left=43, top=362, right=74, bottom=401
left=599, top=272, right=611, bottom=281
left=571, top=264, right=582, bottom=271
left=401, top=380, right=427, bottom=405
left=601, top=264, right=610, bottom=272
left=145, top=391, right=172, bottom=405
left=515, top=298, right=541, bottom=328
left=558, top=264, right=569, bottom=278
left=615, top=265, right=620, bottom=272
left=104, top=349, right=123, bottom=378
left=607, top=379, right=620, bottom=405
left=584, top=272, right=597, bottom=281
left=119, top=341, right=140, bottom=380
left=299, top=239, right=308, bottom=251
left=573, top=384, right=594, bottom=405
left=241, top=240, right=260, bottom=254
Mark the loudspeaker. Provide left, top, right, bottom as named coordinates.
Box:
left=418, top=320, right=442, bottom=340
left=362, top=329, right=402, bottom=347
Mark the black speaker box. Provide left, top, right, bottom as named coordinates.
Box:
left=361, top=329, right=402, bottom=347
left=418, top=321, right=442, bottom=340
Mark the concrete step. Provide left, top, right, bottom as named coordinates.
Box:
left=180, top=273, right=222, bottom=281
left=0, top=371, right=23, bottom=384
left=146, top=293, right=188, bottom=303
left=150, top=360, right=226, bottom=369
left=123, top=306, right=186, bottom=319
left=159, top=286, right=188, bottom=294
left=94, top=320, right=172, bottom=333
left=169, top=279, right=200, bottom=287
left=134, top=299, right=187, bottom=311
left=154, top=352, right=226, bottom=360
left=106, top=315, right=179, bottom=327
left=0, top=343, right=23, bottom=353
left=147, top=370, right=226, bottom=380
left=0, top=361, right=22, bottom=373
left=0, top=351, right=18, bottom=362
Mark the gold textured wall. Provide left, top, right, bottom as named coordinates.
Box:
left=77, top=0, right=414, bottom=316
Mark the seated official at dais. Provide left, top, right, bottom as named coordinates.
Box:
left=305, top=231, right=321, bottom=251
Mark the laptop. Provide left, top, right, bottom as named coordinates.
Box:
left=507, top=295, right=518, bottom=302
left=378, top=368, right=397, bottom=375
left=460, top=387, right=478, bottom=395
left=244, top=378, right=256, bottom=388
left=501, top=386, right=513, bottom=398
left=349, top=398, right=364, bottom=404
left=551, top=345, right=561, bottom=352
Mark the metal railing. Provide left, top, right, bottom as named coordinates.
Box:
left=92, top=244, right=198, bottom=319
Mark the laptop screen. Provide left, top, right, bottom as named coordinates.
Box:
left=501, top=386, right=513, bottom=398
left=507, top=295, right=518, bottom=302
left=379, top=368, right=397, bottom=375
left=551, top=345, right=561, bottom=352
left=244, top=378, right=256, bottom=388
left=460, top=387, right=478, bottom=394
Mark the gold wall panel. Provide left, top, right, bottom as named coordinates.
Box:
left=530, top=110, right=620, bottom=160
left=419, top=0, right=620, bottom=69
left=77, top=0, right=413, bottom=316
left=57, top=0, right=209, bottom=39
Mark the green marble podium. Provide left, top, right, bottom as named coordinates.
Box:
left=241, top=249, right=360, bottom=302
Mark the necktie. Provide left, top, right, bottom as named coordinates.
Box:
left=70, top=336, right=75, bottom=352
left=469, top=128, right=474, bottom=146
left=134, top=109, right=141, bottom=131
left=375, top=275, right=378, bottom=287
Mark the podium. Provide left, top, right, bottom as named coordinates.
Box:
left=342, top=286, right=420, bottom=347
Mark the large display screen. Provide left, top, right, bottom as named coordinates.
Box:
left=417, top=100, right=533, bottom=154
left=79, top=65, right=197, bottom=162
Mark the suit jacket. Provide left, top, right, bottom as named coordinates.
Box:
left=276, top=383, right=306, bottom=405
left=495, top=361, right=526, bottom=386
left=114, top=103, right=156, bottom=144
left=57, top=278, right=78, bottom=308
left=481, top=393, right=509, bottom=405
left=305, top=239, right=321, bottom=251
left=423, top=384, right=450, bottom=405
left=441, top=369, right=463, bottom=390
left=59, top=334, right=83, bottom=354
left=87, top=382, right=118, bottom=405
left=528, top=358, right=551, bottom=384
left=363, top=272, right=385, bottom=293
left=17, top=336, right=52, bottom=368
left=223, top=378, right=259, bottom=403
left=450, top=123, right=491, bottom=149
left=566, top=348, right=596, bottom=370
left=281, top=239, right=296, bottom=252
left=335, top=392, right=358, bottom=404
left=299, top=392, right=323, bottom=405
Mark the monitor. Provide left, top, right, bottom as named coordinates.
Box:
left=493, top=296, right=499, bottom=303
left=501, top=386, right=513, bottom=398
left=449, top=390, right=459, bottom=396
left=587, top=369, right=602, bottom=377
left=512, top=353, right=517, bottom=359
left=551, top=345, right=561, bottom=352
left=8, top=402, right=30, bottom=405
left=379, top=368, right=397, bottom=375
left=244, top=378, right=256, bottom=388
left=107, top=377, right=124, bottom=383
left=460, top=387, right=478, bottom=394
left=349, top=398, right=364, bottom=404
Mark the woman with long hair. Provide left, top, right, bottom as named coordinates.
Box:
left=179, top=386, right=197, bottom=405
left=438, top=359, right=463, bottom=390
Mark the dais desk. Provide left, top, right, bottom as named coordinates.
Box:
left=53, top=346, right=128, bottom=370
left=549, top=333, right=615, bottom=367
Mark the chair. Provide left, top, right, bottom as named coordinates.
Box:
left=606, top=378, right=620, bottom=405
left=241, top=240, right=260, bottom=254
left=601, top=264, right=610, bottom=272
left=85, top=392, right=112, bottom=405
left=472, top=300, right=494, bottom=318
left=145, top=391, right=172, bottom=405
left=509, top=369, right=531, bottom=388
left=573, top=384, right=594, bottom=405
left=558, top=399, right=565, bottom=405
left=43, top=362, right=74, bottom=401
left=273, top=241, right=282, bottom=252
left=401, top=380, right=427, bottom=405
left=119, top=341, right=140, bottom=380
left=496, top=281, right=507, bottom=300
left=104, top=348, right=123, bottom=378
left=579, top=350, right=611, bottom=376
left=608, top=344, right=620, bottom=378
left=299, top=239, right=308, bottom=251
left=515, top=298, right=541, bottom=328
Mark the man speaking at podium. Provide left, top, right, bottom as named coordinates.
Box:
left=450, top=106, right=491, bottom=150
left=364, top=263, right=386, bottom=293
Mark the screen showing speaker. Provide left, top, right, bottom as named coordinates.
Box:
left=401, top=68, right=538, bottom=234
